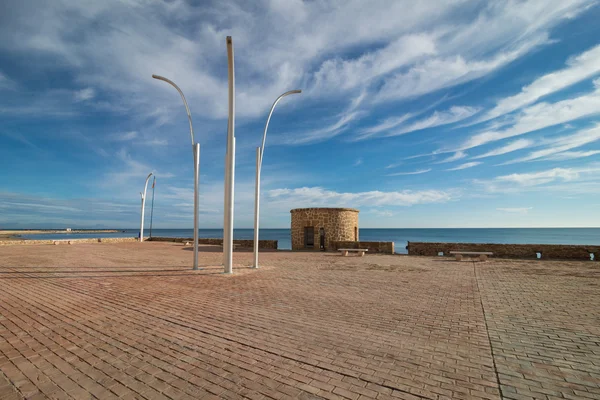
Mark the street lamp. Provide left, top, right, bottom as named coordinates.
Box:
left=139, top=172, right=153, bottom=242
left=223, top=36, right=236, bottom=274
left=151, top=75, right=200, bottom=270
left=253, top=90, right=301, bottom=268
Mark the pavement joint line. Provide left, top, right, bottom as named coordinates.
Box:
left=39, top=273, right=436, bottom=400
left=473, top=261, right=504, bottom=400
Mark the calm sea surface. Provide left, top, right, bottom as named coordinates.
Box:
left=14, top=228, right=600, bottom=254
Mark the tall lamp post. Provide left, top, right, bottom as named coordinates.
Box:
left=253, top=90, right=301, bottom=268
left=151, top=75, right=200, bottom=270
left=223, top=36, right=236, bottom=274
left=139, top=172, right=153, bottom=242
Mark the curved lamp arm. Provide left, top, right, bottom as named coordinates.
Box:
left=260, top=90, right=301, bottom=164
left=143, top=173, right=153, bottom=198
left=152, top=75, right=195, bottom=146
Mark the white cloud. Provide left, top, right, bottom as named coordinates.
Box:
left=312, top=34, right=436, bottom=93
left=0, top=0, right=590, bottom=132
left=496, top=207, right=533, bottom=214
left=459, top=84, right=600, bottom=150
left=478, top=44, right=600, bottom=123
left=436, top=151, right=467, bottom=163
left=0, top=71, right=15, bottom=90
left=103, top=149, right=174, bottom=188
left=386, top=169, right=431, bottom=176
left=446, top=161, right=482, bottom=171
left=544, top=150, right=600, bottom=160
left=388, top=106, right=481, bottom=138
left=473, top=138, right=534, bottom=159
left=279, top=92, right=366, bottom=145
left=359, top=114, right=414, bottom=138
left=267, top=186, right=453, bottom=207
left=502, top=124, right=600, bottom=164
left=74, top=87, right=95, bottom=101
left=110, top=131, right=139, bottom=141
left=385, top=162, right=402, bottom=169
left=475, top=164, right=600, bottom=194
left=353, top=158, right=363, bottom=167
left=496, top=167, right=583, bottom=185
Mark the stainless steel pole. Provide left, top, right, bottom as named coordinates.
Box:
left=253, top=147, right=261, bottom=268
left=252, top=90, right=301, bottom=268
left=149, top=176, right=156, bottom=238
left=193, top=142, right=200, bottom=270
left=151, top=75, right=198, bottom=269
left=139, top=173, right=153, bottom=242
left=224, top=36, right=235, bottom=274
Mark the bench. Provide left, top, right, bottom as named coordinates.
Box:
left=449, top=251, right=493, bottom=261
left=338, top=248, right=368, bottom=257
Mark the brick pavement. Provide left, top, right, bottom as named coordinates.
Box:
left=0, top=242, right=598, bottom=399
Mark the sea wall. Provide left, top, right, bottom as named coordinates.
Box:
left=407, top=241, right=599, bottom=260
left=333, top=241, right=395, bottom=254
left=148, top=237, right=278, bottom=249
left=0, top=237, right=137, bottom=246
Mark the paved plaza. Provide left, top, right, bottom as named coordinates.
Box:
left=0, top=242, right=599, bottom=400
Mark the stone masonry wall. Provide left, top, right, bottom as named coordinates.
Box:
left=407, top=242, right=599, bottom=260
left=148, top=237, right=278, bottom=249
left=333, top=241, right=395, bottom=254
left=0, top=237, right=138, bottom=246
left=290, top=208, right=359, bottom=250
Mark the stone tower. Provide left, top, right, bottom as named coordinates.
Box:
left=290, top=208, right=359, bottom=251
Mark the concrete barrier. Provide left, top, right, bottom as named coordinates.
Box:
left=147, top=237, right=278, bottom=249
left=333, top=241, right=395, bottom=254
left=407, top=241, right=599, bottom=260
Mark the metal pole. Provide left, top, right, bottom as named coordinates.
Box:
left=149, top=176, right=156, bottom=238
left=151, top=75, right=199, bottom=269
left=193, top=143, right=200, bottom=270
left=224, top=36, right=235, bottom=274
left=139, top=173, right=153, bottom=242
left=253, top=147, right=260, bottom=268
left=253, top=90, right=301, bottom=268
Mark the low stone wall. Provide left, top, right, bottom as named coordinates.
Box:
left=148, top=237, right=278, bottom=249
left=333, top=241, right=395, bottom=254
left=0, top=237, right=137, bottom=246
left=407, top=241, right=599, bottom=260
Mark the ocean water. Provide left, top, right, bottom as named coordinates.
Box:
left=13, top=228, right=600, bottom=254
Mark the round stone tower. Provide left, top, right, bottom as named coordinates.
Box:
left=290, top=208, right=359, bottom=251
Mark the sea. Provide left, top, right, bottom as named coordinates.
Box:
left=13, top=228, right=600, bottom=254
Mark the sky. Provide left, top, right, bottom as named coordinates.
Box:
left=1, top=0, right=600, bottom=229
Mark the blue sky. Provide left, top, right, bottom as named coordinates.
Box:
left=1, top=0, right=600, bottom=229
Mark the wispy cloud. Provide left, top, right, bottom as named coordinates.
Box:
left=389, top=106, right=480, bottom=137
left=501, top=124, right=600, bottom=164
left=446, top=162, right=482, bottom=171
left=496, top=207, right=533, bottom=214
left=436, top=151, right=467, bottom=163
left=280, top=92, right=366, bottom=145
left=477, top=44, right=600, bottom=123
left=458, top=81, right=600, bottom=150
left=386, top=168, right=432, bottom=176
left=474, top=164, right=600, bottom=195
left=353, top=158, right=363, bottom=167
left=0, top=71, right=16, bottom=90
left=110, top=131, right=139, bottom=141
left=74, top=87, right=95, bottom=102
left=473, top=138, right=535, bottom=159
left=267, top=186, right=453, bottom=207
left=543, top=150, right=600, bottom=160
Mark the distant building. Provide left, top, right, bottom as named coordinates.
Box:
left=290, top=208, right=359, bottom=251
left=66, top=228, right=72, bottom=232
